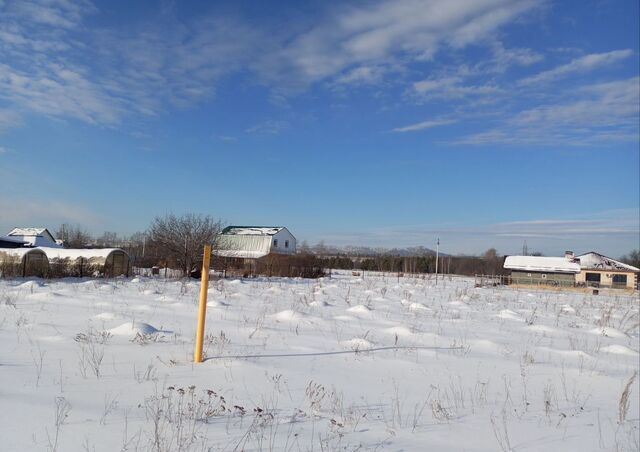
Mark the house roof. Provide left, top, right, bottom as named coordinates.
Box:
left=0, top=236, right=28, bottom=244
left=8, top=227, right=51, bottom=237
left=504, top=256, right=581, bottom=274
left=221, top=226, right=284, bottom=236
left=576, top=252, right=639, bottom=272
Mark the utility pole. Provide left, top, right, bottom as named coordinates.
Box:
left=435, top=237, right=439, bottom=286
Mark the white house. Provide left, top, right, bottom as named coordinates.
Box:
left=7, top=228, right=62, bottom=248
left=214, top=226, right=297, bottom=259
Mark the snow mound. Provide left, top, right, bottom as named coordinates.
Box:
left=560, top=304, right=576, bottom=314
left=108, top=322, right=159, bottom=336
left=207, top=300, right=229, bottom=308
left=130, top=277, right=141, bottom=283
left=271, top=310, right=304, bottom=322
left=526, top=324, right=560, bottom=335
left=408, top=302, right=429, bottom=311
left=448, top=301, right=468, bottom=308
left=470, top=339, right=501, bottom=354
left=588, top=327, right=627, bottom=339
left=341, top=338, right=373, bottom=350
left=334, top=315, right=356, bottom=321
left=383, top=326, right=413, bottom=337
left=19, top=281, right=43, bottom=289
left=94, top=312, right=116, bottom=320
left=309, top=300, right=330, bottom=307
left=600, top=345, right=639, bottom=356
left=347, top=305, right=372, bottom=315
left=497, top=309, right=522, bottom=320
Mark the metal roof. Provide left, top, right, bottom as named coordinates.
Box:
left=221, top=226, right=284, bottom=236
left=576, top=252, right=639, bottom=272
left=504, top=256, right=581, bottom=273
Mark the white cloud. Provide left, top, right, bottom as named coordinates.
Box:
left=256, top=0, right=541, bottom=88
left=245, top=120, right=289, bottom=135
left=518, top=49, right=633, bottom=86
left=0, top=108, right=21, bottom=132
left=413, top=76, right=501, bottom=98
left=455, top=77, right=640, bottom=145
left=392, top=118, right=456, bottom=133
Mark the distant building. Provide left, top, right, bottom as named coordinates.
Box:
left=503, top=254, right=581, bottom=286
left=7, top=228, right=62, bottom=248
left=574, top=251, right=639, bottom=289
left=504, top=251, right=639, bottom=289
left=214, top=226, right=297, bottom=259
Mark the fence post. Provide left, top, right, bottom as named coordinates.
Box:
left=194, top=244, right=212, bottom=363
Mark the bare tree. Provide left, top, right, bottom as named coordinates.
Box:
left=148, top=213, right=223, bottom=275
left=56, top=224, right=93, bottom=248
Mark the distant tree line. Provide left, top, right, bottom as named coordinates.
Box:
left=310, top=247, right=506, bottom=276
left=53, top=218, right=640, bottom=279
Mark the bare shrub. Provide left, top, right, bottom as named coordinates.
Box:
left=46, top=396, right=72, bottom=452
left=618, top=371, right=637, bottom=424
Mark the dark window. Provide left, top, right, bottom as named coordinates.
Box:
left=586, top=273, right=601, bottom=282
left=285, top=240, right=289, bottom=248
left=612, top=274, right=627, bottom=284
left=273, top=239, right=278, bottom=247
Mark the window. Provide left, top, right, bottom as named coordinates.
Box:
left=527, top=273, right=532, bottom=277
left=285, top=240, right=289, bottom=248
left=613, top=274, right=627, bottom=285
left=273, top=239, right=278, bottom=247
left=586, top=272, right=601, bottom=287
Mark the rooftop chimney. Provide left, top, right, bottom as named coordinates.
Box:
left=565, top=251, right=574, bottom=260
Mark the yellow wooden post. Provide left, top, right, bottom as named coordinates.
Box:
left=194, top=244, right=212, bottom=363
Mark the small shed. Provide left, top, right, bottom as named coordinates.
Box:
left=504, top=255, right=581, bottom=286
left=214, top=226, right=297, bottom=258
left=213, top=226, right=299, bottom=277
left=0, top=248, right=49, bottom=277
left=41, top=248, right=130, bottom=277
left=7, top=227, right=62, bottom=248
left=574, top=252, right=639, bottom=289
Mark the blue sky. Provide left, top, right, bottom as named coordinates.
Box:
left=0, top=0, right=638, bottom=256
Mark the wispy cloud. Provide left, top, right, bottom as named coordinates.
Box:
left=0, top=109, right=21, bottom=132
left=392, top=118, right=456, bottom=133
left=245, top=120, right=289, bottom=135
left=259, top=0, right=541, bottom=89
left=518, top=49, right=633, bottom=86
left=315, top=209, right=639, bottom=255
left=455, top=76, right=640, bottom=145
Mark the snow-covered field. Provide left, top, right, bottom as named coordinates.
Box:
left=1, top=273, right=638, bottom=451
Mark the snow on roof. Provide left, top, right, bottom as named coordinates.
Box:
left=0, top=248, right=47, bottom=258
left=504, top=256, right=581, bottom=273
left=576, top=252, right=639, bottom=272
left=39, top=248, right=127, bottom=260
left=221, top=226, right=284, bottom=236
left=8, top=227, right=51, bottom=237
left=0, top=236, right=28, bottom=244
